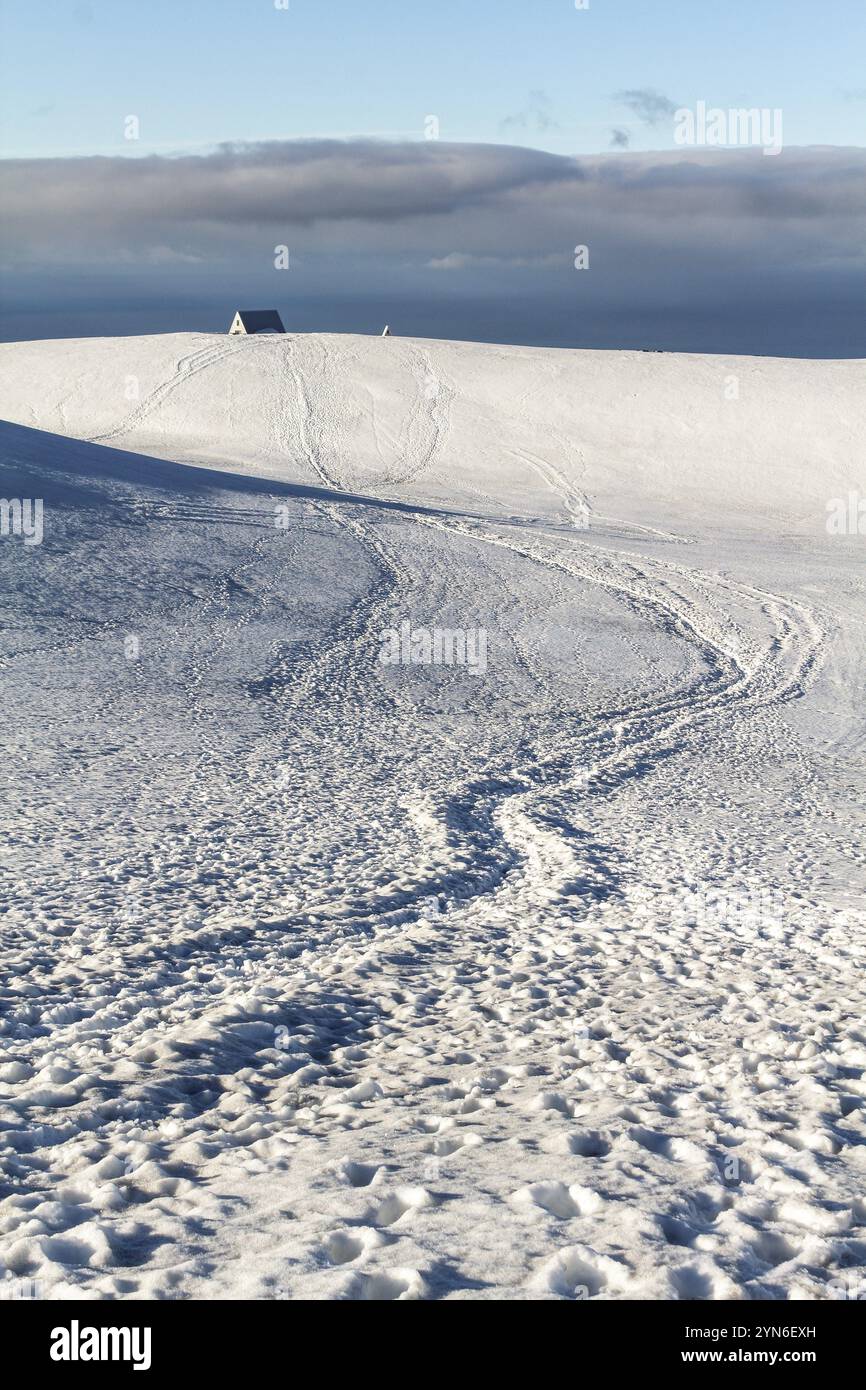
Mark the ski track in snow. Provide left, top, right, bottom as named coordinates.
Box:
left=0, top=334, right=864, bottom=1302
left=88, top=338, right=250, bottom=445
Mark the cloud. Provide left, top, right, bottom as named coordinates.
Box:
left=2, top=138, right=863, bottom=354
left=427, top=253, right=472, bottom=271
left=427, top=251, right=568, bottom=272
left=610, top=128, right=630, bottom=149
left=614, top=88, right=679, bottom=126
left=1, top=139, right=864, bottom=315
left=0, top=139, right=575, bottom=249
left=501, top=91, right=559, bottom=134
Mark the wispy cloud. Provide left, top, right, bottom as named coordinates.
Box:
left=427, top=251, right=567, bottom=272
left=614, top=88, right=679, bottom=126
left=500, top=91, right=559, bottom=134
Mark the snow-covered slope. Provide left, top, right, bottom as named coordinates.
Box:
left=2, top=331, right=863, bottom=529
left=0, top=333, right=864, bottom=1301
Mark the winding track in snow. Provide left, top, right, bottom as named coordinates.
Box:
left=262, top=339, right=828, bottom=931
left=88, top=338, right=249, bottom=445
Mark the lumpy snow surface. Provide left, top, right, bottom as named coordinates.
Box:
left=0, top=333, right=864, bottom=1300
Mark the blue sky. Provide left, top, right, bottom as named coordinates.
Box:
left=2, top=0, right=864, bottom=159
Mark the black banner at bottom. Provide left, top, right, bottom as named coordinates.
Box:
left=1, top=1294, right=859, bottom=1376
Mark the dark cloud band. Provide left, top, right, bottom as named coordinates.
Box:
left=1, top=140, right=863, bottom=280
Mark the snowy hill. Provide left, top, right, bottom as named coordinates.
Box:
left=1, top=332, right=865, bottom=1301
left=2, top=331, right=863, bottom=529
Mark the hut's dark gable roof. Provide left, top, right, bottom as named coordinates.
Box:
left=235, top=310, right=285, bottom=333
